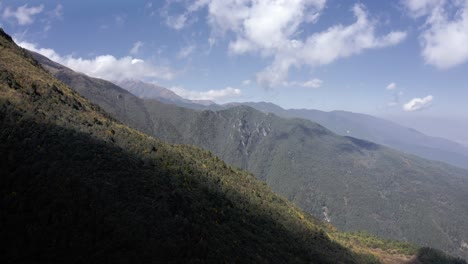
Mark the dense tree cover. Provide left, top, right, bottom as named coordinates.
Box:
left=142, top=99, right=468, bottom=260
left=0, top=28, right=397, bottom=264
left=2, top=28, right=466, bottom=263
left=30, top=47, right=468, bottom=260
left=233, top=102, right=468, bottom=170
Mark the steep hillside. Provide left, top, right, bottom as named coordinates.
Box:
left=29, top=51, right=154, bottom=135
left=241, top=102, right=468, bottom=170
left=106, top=79, right=468, bottom=170
left=1, top=28, right=442, bottom=264
left=142, top=101, right=468, bottom=260
left=23, top=34, right=468, bottom=260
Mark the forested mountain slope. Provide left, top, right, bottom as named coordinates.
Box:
left=25, top=32, right=468, bottom=261
left=0, top=28, right=394, bottom=264
left=235, top=102, right=468, bottom=170
left=143, top=100, right=468, bottom=259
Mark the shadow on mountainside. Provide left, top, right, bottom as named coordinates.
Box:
left=0, top=106, right=377, bottom=264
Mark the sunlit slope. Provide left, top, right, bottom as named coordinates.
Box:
left=0, top=28, right=429, bottom=264
left=16, top=29, right=468, bottom=262
left=143, top=98, right=468, bottom=260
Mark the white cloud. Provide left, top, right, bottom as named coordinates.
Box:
left=177, top=44, right=195, bottom=59
left=204, top=0, right=327, bottom=55
left=402, top=0, right=444, bottom=17
left=130, top=41, right=144, bottom=55
left=2, top=4, right=44, bottom=25
left=242, top=79, right=251, bottom=86
left=421, top=1, right=468, bottom=69
left=386, top=82, right=397, bottom=90
left=288, top=78, right=323, bottom=88
left=169, top=86, right=242, bottom=102
left=404, top=0, right=468, bottom=69
left=182, top=1, right=406, bottom=89
left=403, top=95, right=434, bottom=111
left=299, top=5, right=407, bottom=64
left=256, top=4, right=406, bottom=88
left=18, top=40, right=174, bottom=82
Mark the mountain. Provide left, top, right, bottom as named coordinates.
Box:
left=25, top=34, right=468, bottom=260
left=30, top=50, right=154, bottom=136
left=1, top=27, right=441, bottom=264
left=114, top=79, right=217, bottom=109
left=240, top=102, right=468, bottom=170
left=113, top=79, right=185, bottom=102
left=104, top=82, right=468, bottom=171
left=142, top=101, right=468, bottom=259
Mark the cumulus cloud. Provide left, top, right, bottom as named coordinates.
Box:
left=386, top=82, right=397, bottom=90
left=403, top=0, right=468, bottom=69
left=129, top=41, right=144, bottom=55
left=2, top=4, right=44, bottom=25
left=177, top=44, right=196, bottom=59
left=257, top=4, right=406, bottom=88
left=178, top=1, right=406, bottom=89
left=18, top=40, right=174, bottom=81
left=403, top=95, right=434, bottom=111
left=169, top=86, right=242, bottom=102
left=242, top=79, right=251, bottom=86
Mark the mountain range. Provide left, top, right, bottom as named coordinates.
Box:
left=114, top=80, right=468, bottom=170
left=114, top=79, right=216, bottom=108
left=2, top=27, right=445, bottom=264
left=27, top=39, right=468, bottom=260
left=235, top=102, right=468, bottom=170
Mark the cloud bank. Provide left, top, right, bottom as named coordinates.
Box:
left=169, top=1, right=407, bottom=89
left=18, top=41, right=174, bottom=82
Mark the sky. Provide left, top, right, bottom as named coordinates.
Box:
left=0, top=0, right=467, bottom=144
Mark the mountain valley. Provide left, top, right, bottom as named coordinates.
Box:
left=27, top=41, right=468, bottom=260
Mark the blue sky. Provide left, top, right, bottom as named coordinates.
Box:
left=1, top=0, right=467, bottom=144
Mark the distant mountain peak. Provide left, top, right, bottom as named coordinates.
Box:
left=114, top=79, right=185, bottom=101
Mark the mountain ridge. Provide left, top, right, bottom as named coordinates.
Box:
left=114, top=79, right=216, bottom=108
left=230, top=101, right=468, bottom=170
left=1, top=27, right=419, bottom=264
left=24, top=34, right=468, bottom=260
left=107, top=79, right=468, bottom=170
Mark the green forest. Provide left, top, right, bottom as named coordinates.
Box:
left=1, top=27, right=466, bottom=264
